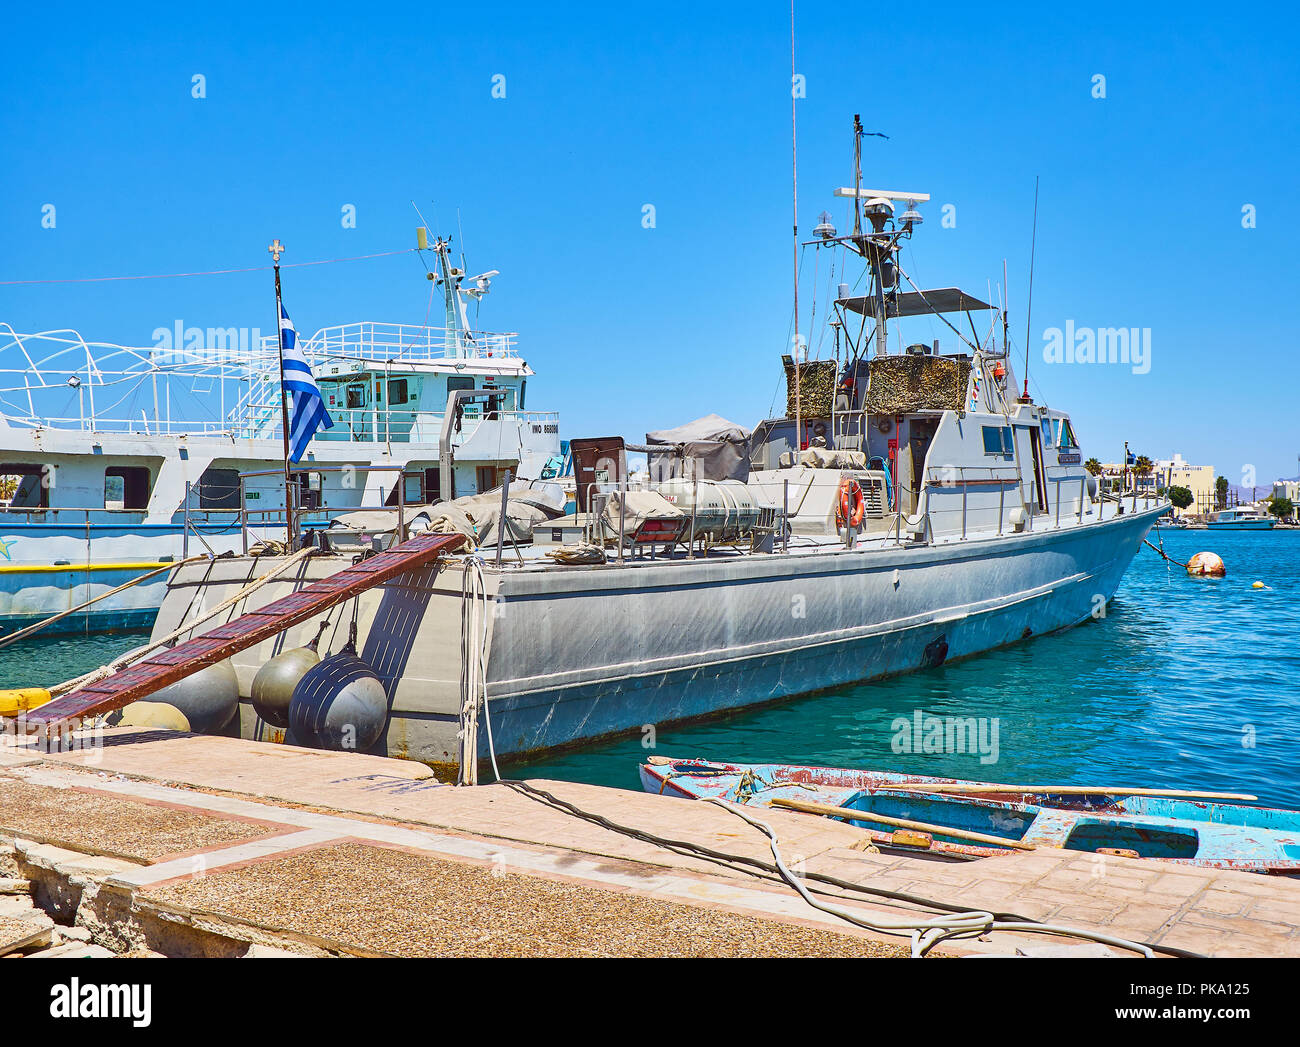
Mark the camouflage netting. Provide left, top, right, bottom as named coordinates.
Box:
left=783, top=359, right=837, bottom=419
left=864, top=355, right=971, bottom=413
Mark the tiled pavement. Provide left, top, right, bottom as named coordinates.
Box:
left=2, top=728, right=1297, bottom=957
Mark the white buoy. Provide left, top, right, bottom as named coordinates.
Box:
left=149, top=659, right=240, bottom=733
left=1186, top=551, right=1226, bottom=577
left=114, top=701, right=191, bottom=732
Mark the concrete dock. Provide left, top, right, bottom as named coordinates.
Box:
left=1, top=727, right=1297, bottom=958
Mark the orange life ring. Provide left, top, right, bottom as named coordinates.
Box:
left=836, top=477, right=865, bottom=529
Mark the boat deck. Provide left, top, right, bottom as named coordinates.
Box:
left=489, top=491, right=1160, bottom=572
left=2, top=728, right=1297, bottom=958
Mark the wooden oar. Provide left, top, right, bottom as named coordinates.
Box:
left=870, top=784, right=1258, bottom=802
left=768, top=796, right=1036, bottom=851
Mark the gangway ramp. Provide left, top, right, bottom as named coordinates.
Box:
left=25, top=532, right=468, bottom=730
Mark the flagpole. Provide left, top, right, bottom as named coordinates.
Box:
left=268, top=239, right=295, bottom=548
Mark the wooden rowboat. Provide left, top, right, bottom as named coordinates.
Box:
left=639, top=757, right=1300, bottom=874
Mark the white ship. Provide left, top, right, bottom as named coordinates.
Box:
left=0, top=237, right=561, bottom=635
left=33, top=126, right=1169, bottom=781
left=1207, top=507, right=1275, bottom=531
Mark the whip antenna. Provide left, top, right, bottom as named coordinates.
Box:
left=1023, top=176, right=1039, bottom=401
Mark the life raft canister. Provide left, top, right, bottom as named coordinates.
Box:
left=836, top=476, right=866, bottom=529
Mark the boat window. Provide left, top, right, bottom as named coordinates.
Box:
left=1058, top=417, right=1079, bottom=450
left=447, top=376, right=477, bottom=416
left=0, top=464, right=50, bottom=509
left=981, top=425, right=1013, bottom=456
left=345, top=384, right=366, bottom=409
left=383, top=473, right=427, bottom=506
left=387, top=378, right=409, bottom=405
left=518, top=379, right=526, bottom=410
left=290, top=471, right=323, bottom=511
left=197, top=467, right=241, bottom=510
left=104, top=466, right=151, bottom=510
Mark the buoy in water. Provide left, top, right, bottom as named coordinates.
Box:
left=1252, top=580, right=1267, bottom=589
left=288, top=627, right=387, bottom=752
left=113, top=701, right=191, bottom=732
left=1186, top=551, right=1226, bottom=577
left=251, top=620, right=330, bottom=729
left=149, top=659, right=240, bottom=733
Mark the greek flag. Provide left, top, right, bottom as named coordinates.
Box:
left=279, top=303, right=334, bottom=461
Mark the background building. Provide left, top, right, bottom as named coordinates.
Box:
left=1272, top=479, right=1299, bottom=522
left=1158, top=453, right=1216, bottom=518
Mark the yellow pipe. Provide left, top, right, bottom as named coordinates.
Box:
left=0, top=562, right=173, bottom=575
left=0, top=688, right=52, bottom=716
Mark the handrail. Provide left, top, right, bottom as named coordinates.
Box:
left=0, top=321, right=533, bottom=435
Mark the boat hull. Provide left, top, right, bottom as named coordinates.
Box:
left=481, top=504, right=1163, bottom=763
left=639, top=757, right=1300, bottom=873
left=0, top=524, right=205, bottom=637
left=152, top=502, right=1166, bottom=773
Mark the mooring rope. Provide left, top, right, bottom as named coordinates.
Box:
left=1143, top=536, right=1189, bottom=569
left=457, top=558, right=494, bottom=785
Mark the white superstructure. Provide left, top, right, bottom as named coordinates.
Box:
left=0, top=239, right=561, bottom=633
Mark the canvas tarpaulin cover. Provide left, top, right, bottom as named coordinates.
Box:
left=644, top=414, right=752, bottom=482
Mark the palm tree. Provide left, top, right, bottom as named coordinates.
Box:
left=1133, top=455, right=1153, bottom=476
left=1084, top=457, right=1102, bottom=476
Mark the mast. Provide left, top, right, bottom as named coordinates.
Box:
left=268, top=238, right=295, bottom=547
left=433, top=238, right=464, bottom=355
left=789, top=1, right=801, bottom=452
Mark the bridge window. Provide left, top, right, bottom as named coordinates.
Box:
left=345, top=384, right=365, bottom=409
left=0, top=464, right=50, bottom=509
left=105, top=466, right=151, bottom=510
left=387, top=378, right=410, bottom=405
left=981, top=426, right=1013, bottom=456
left=1058, top=417, right=1079, bottom=450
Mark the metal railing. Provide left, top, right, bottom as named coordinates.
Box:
left=230, top=465, right=423, bottom=555
left=0, top=320, right=527, bottom=435
left=275, top=321, right=520, bottom=362
left=924, top=465, right=1022, bottom=540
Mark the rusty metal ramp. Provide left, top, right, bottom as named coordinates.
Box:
left=26, top=532, right=467, bottom=729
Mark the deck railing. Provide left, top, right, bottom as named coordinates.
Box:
left=0, top=320, right=525, bottom=435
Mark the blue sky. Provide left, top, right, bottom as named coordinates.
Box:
left=2, top=2, right=1297, bottom=483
